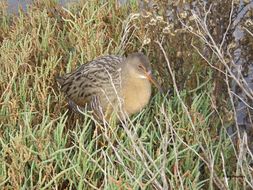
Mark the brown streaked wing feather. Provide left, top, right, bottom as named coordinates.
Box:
left=59, top=55, right=124, bottom=108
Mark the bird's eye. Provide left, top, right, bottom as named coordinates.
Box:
left=138, top=65, right=144, bottom=69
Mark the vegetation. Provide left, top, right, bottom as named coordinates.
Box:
left=0, top=0, right=252, bottom=189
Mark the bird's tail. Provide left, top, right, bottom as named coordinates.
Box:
left=55, top=76, right=65, bottom=87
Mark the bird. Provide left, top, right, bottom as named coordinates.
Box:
left=56, top=52, right=162, bottom=121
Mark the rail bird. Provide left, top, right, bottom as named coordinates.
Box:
left=56, top=52, right=162, bottom=121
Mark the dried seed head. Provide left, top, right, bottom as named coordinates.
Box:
left=142, top=11, right=152, bottom=18
left=149, top=18, right=157, bottom=26
left=189, top=15, right=197, bottom=21
left=143, top=38, right=151, bottom=45
left=156, top=16, right=164, bottom=22
left=130, top=13, right=140, bottom=20
left=152, top=3, right=159, bottom=10
left=163, top=26, right=170, bottom=34
left=179, top=11, right=188, bottom=19
left=177, top=51, right=182, bottom=57
left=245, top=19, right=253, bottom=26
left=187, top=26, right=193, bottom=31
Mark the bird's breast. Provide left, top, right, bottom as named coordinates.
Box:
left=121, top=77, right=151, bottom=116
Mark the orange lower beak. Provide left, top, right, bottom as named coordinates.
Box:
left=145, top=71, right=163, bottom=93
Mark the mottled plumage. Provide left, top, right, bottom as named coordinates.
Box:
left=56, top=53, right=161, bottom=120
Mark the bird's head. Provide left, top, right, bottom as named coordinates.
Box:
left=125, top=53, right=162, bottom=92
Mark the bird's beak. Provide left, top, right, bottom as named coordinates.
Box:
left=145, top=70, right=163, bottom=93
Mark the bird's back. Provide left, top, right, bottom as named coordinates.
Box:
left=57, top=55, right=124, bottom=113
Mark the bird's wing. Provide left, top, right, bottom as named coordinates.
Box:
left=58, top=55, right=124, bottom=107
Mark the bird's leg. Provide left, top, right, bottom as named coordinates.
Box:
left=90, top=96, right=106, bottom=139
left=90, top=96, right=104, bottom=121
left=67, top=99, right=88, bottom=118
left=67, top=99, right=78, bottom=112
